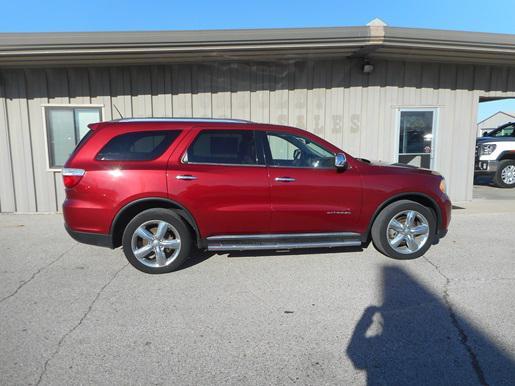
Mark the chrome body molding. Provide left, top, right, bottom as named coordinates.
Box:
left=207, top=232, right=360, bottom=240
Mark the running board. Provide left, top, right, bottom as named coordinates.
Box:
left=206, top=232, right=362, bottom=252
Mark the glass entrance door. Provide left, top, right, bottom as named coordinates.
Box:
left=397, top=109, right=437, bottom=169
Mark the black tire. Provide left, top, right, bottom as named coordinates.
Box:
left=122, top=208, right=192, bottom=274
left=371, top=200, right=436, bottom=260
left=494, top=160, right=515, bottom=188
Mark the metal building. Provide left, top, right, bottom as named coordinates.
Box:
left=2, top=22, right=515, bottom=212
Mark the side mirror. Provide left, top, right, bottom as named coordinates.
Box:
left=482, top=132, right=488, bottom=137
left=335, top=153, right=347, bottom=169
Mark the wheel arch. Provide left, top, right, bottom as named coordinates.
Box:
left=498, top=151, right=515, bottom=161
left=110, top=197, right=202, bottom=248
left=363, top=192, right=442, bottom=243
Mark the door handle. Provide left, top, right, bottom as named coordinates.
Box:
left=275, top=177, right=296, bottom=182
left=176, top=175, right=198, bottom=180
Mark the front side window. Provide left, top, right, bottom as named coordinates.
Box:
left=489, top=124, right=515, bottom=137
left=266, top=132, right=334, bottom=168
left=186, top=130, right=260, bottom=165
left=45, top=106, right=102, bottom=168
left=96, top=131, right=181, bottom=161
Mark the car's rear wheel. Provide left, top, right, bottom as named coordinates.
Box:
left=122, top=208, right=191, bottom=274
left=494, top=160, right=515, bottom=188
left=371, top=200, right=436, bottom=260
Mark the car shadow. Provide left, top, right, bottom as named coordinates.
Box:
left=225, top=246, right=364, bottom=258
left=474, top=175, right=495, bottom=187
left=179, top=246, right=365, bottom=270
left=346, top=265, right=515, bottom=385
left=177, top=249, right=217, bottom=271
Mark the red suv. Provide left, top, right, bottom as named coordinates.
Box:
left=63, top=118, right=451, bottom=274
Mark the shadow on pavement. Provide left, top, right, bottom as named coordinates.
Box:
left=474, top=175, right=495, bottom=187
left=180, top=246, right=364, bottom=270
left=225, top=246, right=363, bottom=258
left=346, top=266, right=515, bottom=385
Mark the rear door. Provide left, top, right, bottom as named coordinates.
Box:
left=167, top=127, right=270, bottom=237
left=263, top=131, right=362, bottom=234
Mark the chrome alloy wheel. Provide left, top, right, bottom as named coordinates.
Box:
left=131, top=220, right=181, bottom=268
left=386, top=210, right=430, bottom=254
left=501, top=165, right=515, bottom=185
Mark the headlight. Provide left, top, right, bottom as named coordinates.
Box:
left=439, top=178, right=446, bottom=194
left=480, top=144, right=497, bottom=155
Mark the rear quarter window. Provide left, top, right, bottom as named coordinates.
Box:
left=96, top=130, right=181, bottom=161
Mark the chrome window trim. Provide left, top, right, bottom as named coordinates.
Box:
left=181, top=160, right=267, bottom=168
left=267, top=164, right=336, bottom=170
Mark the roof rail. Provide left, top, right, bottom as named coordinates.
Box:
left=113, top=117, right=252, bottom=124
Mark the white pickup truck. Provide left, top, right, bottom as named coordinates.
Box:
left=475, top=122, right=515, bottom=188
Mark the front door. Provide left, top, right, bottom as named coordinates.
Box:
left=168, top=128, right=270, bottom=237
left=396, top=109, right=438, bottom=169
left=264, top=131, right=362, bottom=234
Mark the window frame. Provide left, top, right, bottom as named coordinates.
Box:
left=182, top=129, right=266, bottom=167
left=263, top=131, right=336, bottom=169
left=42, top=104, right=104, bottom=171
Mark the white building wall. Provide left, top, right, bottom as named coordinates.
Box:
left=1, top=58, right=515, bottom=212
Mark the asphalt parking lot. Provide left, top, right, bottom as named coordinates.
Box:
left=1, top=192, right=515, bottom=385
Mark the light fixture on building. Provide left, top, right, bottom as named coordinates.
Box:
left=362, top=61, right=374, bottom=74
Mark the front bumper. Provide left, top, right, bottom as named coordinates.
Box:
left=65, top=224, right=113, bottom=249
left=474, top=159, right=498, bottom=174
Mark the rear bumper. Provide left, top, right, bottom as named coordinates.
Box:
left=65, top=224, right=113, bottom=249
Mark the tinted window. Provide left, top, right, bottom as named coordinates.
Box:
left=96, top=131, right=180, bottom=161
left=186, top=130, right=259, bottom=165
left=266, top=132, right=334, bottom=168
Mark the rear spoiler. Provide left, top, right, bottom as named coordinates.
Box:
left=88, top=122, right=111, bottom=130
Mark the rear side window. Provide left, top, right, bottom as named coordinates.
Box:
left=96, top=130, right=180, bottom=161
left=186, top=130, right=260, bottom=165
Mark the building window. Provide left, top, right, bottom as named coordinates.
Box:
left=44, top=106, right=102, bottom=169
left=396, top=109, right=437, bottom=169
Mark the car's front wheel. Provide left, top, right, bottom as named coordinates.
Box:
left=494, top=160, right=515, bottom=188
left=122, top=208, right=191, bottom=274
left=371, top=200, right=436, bottom=260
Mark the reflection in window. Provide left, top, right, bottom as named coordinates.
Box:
left=45, top=106, right=101, bottom=168
left=267, top=132, right=334, bottom=168
left=187, top=130, right=259, bottom=165
left=398, top=110, right=435, bottom=169
left=96, top=131, right=181, bottom=161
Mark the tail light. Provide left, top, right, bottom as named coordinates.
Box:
left=62, top=168, right=85, bottom=188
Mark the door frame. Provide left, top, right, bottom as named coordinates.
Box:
left=394, top=107, right=439, bottom=169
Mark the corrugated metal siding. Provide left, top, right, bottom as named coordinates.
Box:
left=1, top=59, right=515, bottom=212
